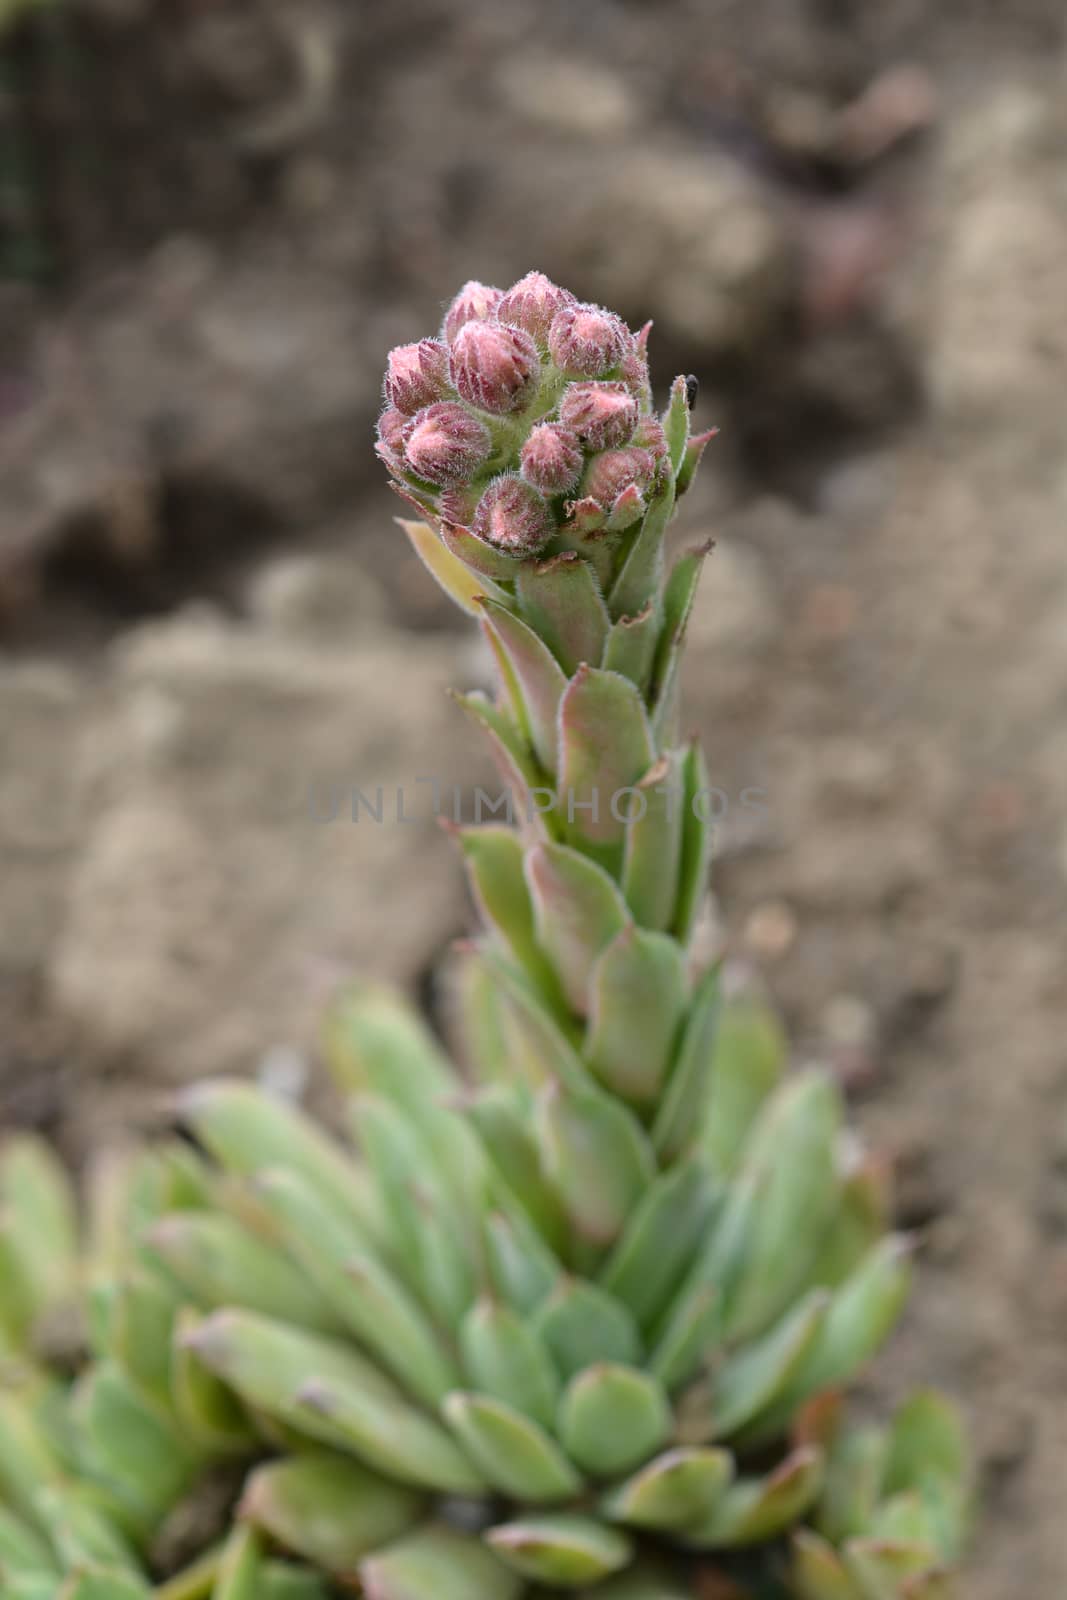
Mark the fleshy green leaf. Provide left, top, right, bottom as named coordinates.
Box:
left=442, top=1393, right=581, bottom=1503
left=487, top=1514, right=633, bottom=1589
left=621, top=751, right=685, bottom=933
left=671, top=741, right=713, bottom=944
left=516, top=554, right=611, bottom=677
left=602, top=1447, right=735, bottom=1533
left=602, top=603, right=660, bottom=694
left=711, top=1290, right=830, bottom=1440
left=651, top=966, right=722, bottom=1161
left=525, top=840, right=632, bottom=1016
left=557, top=667, right=657, bottom=866
left=536, top=1080, right=655, bottom=1251
left=533, top=1278, right=642, bottom=1380
left=360, top=1524, right=522, bottom=1600
left=584, top=926, right=688, bottom=1106
left=459, top=1298, right=561, bottom=1432
left=480, top=597, right=568, bottom=775
left=598, top=1161, right=718, bottom=1334
left=703, top=985, right=787, bottom=1177
left=683, top=1447, right=824, bottom=1549
left=559, top=1364, right=671, bottom=1478
left=239, top=1451, right=423, bottom=1573
left=398, top=518, right=507, bottom=615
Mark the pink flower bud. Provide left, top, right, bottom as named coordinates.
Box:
left=375, top=406, right=408, bottom=471
left=631, top=415, right=670, bottom=484
left=383, top=338, right=450, bottom=415
left=438, top=483, right=483, bottom=527
left=559, top=381, right=638, bottom=451
left=582, top=446, right=654, bottom=510
left=473, top=474, right=553, bottom=555
left=618, top=337, right=653, bottom=406
left=497, top=271, right=574, bottom=343
left=402, top=402, right=491, bottom=486
left=548, top=301, right=628, bottom=377
left=443, top=280, right=504, bottom=344
left=520, top=423, right=583, bottom=495
left=450, top=320, right=541, bottom=415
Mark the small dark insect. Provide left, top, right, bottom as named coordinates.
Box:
left=685, top=374, right=699, bottom=409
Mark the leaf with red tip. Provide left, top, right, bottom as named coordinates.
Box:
left=441, top=522, right=526, bottom=581
left=605, top=482, right=648, bottom=533
left=450, top=692, right=550, bottom=836
left=602, top=603, right=659, bottom=693
left=397, top=519, right=508, bottom=615
left=516, top=554, right=610, bottom=677
left=650, top=541, right=712, bottom=744
left=607, top=480, right=674, bottom=622
left=683, top=1446, right=825, bottom=1548
left=479, top=598, right=567, bottom=775
left=557, top=667, right=657, bottom=866
left=663, top=374, right=691, bottom=473
left=677, top=427, right=719, bottom=498
left=524, top=841, right=631, bottom=1017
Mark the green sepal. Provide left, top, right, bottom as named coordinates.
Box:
left=459, top=1297, right=561, bottom=1432
left=602, top=602, right=660, bottom=693
left=516, top=553, right=610, bottom=677
left=703, top=985, right=787, bottom=1177
left=601, top=1446, right=735, bottom=1533
left=536, top=1079, right=655, bottom=1251
left=584, top=926, right=688, bottom=1106
left=557, top=667, right=657, bottom=866
left=533, top=1278, right=642, bottom=1380
left=479, top=597, right=568, bottom=775
left=598, top=1161, right=718, bottom=1334
left=360, top=1524, right=522, bottom=1600
left=683, top=1446, right=824, bottom=1549
left=672, top=742, right=713, bottom=944
left=238, top=1451, right=424, bottom=1573
left=525, top=840, right=632, bottom=1016
left=442, top=1393, right=581, bottom=1502
left=558, top=1364, right=671, bottom=1478
left=487, top=1514, right=633, bottom=1589
left=184, top=1310, right=485, bottom=1494
left=651, top=965, right=721, bottom=1161
left=620, top=751, right=685, bottom=933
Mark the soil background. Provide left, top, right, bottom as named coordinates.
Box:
left=1, top=1, right=1065, bottom=1592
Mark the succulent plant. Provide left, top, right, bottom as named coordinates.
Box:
left=0, top=273, right=970, bottom=1599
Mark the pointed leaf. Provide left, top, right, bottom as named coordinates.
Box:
left=602, top=603, right=660, bottom=693
left=652, top=966, right=722, bottom=1161
left=792, top=1529, right=862, bottom=1600
left=599, top=1161, right=717, bottom=1334
left=239, top=1451, right=423, bottom=1573
left=487, top=1515, right=632, bottom=1589
left=677, top=429, right=718, bottom=498
left=398, top=517, right=507, bottom=615
left=451, top=691, right=548, bottom=829
left=817, top=1424, right=890, bottom=1545
left=647, top=1282, right=720, bottom=1391
left=466, top=1090, right=567, bottom=1251
left=171, top=1307, right=254, bottom=1450
left=703, top=985, right=787, bottom=1177
left=671, top=741, right=713, bottom=943
left=711, top=1291, right=830, bottom=1439
left=621, top=751, right=685, bottom=932
left=559, top=1364, right=671, bottom=1478
left=608, top=481, right=674, bottom=622
left=516, top=554, right=610, bottom=676
left=74, top=1362, right=197, bottom=1520
left=664, top=375, right=691, bottom=471
left=442, top=1393, right=581, bottom=1503
left=212, top=1526, right=262, bottom=1600
left=484, top=1209, right=561, bottom=1315
left=361, top=1524, right=521, bottom=1600
left=185, top=1310, right=485, bottom=1494
left=648, top=542, right=711, bottom=729
left=585, top=927, right=688, bottom=1105
left=460, top=1298, right=561, bottom=1431
left=476, top=952, right=593, bottom=1095
left=480, top=598, right=568, bottom=774
left=684, top=1447, right=824, bottom=1549
left=536, top=1079, right=655, bottom=1250
left=533, top=1278, right=642, bottom=1380
left=602, top=1447, right=735, bottom=1533
left=557, top=667, right=657, bottom=864
left=525, top=840, right=631, bottom=1016
left=441, top=521, right=526, bottom=581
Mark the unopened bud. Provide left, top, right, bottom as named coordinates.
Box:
left=375, top=406, right=408, bottom=471
left=383, top=338, right=450, bottom=415
left=498, top=271, right=574, bottom=343
left=548, top=301, right=627, bottom=377
left=450, top=321, right=541, bottom=415
left=473, top=474, right=553, bottom=555
left=618, top=337, right=653, bottom=407
left=520, top=423, right=583, bottom=495
left=560, top=381, right=638, bottom=451
left=403, top=402, right=492, bottom=486
left=631, top=416, right=670, bottom=485
left=582, top=446, right=654, bottom=510
left=443, top=280, right=504, bottom=344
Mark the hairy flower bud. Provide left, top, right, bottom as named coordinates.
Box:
left=618, top=337, right=653, bottom=408
left=375, top=406, right=408, bottom=472
left=403, top=402, right=492, bottom=486
left=520, top=423, right=583, bottom=495
left=582, top=446, right=654, bottom=510
left=631, top=415, right=670, bottom=484
left=383, top=338, right=450, bottom=415
left=473, top=474, right=553, bottom=555
left=443, top=280, right=504, bottom=344
left=498, top=271, right=574, bottom=343
left=450, top=321, right=541, bottom=415
left=560, top=381, right=638, bottom=451
left=548, top=301, right=627, bottom=377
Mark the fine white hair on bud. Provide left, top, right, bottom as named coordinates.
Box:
left=402, top=402, right=492, bottom=486
left=548, top=301, right=628, bottom=377
left=443, top=280, right=504, bottom=344
left=384, top=339, right=450, bottom=415
left=449, top=321, right=541, bottom=416
left=560, top=381, right=639, bottom=451
left=520, top=423, right=584, bottom=495
left=473, top=474, right=554, bottom=555
left=498, top=271, right=575, bottom=343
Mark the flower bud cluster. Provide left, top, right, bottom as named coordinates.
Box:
left=378, top=272, right=663, bottom=556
